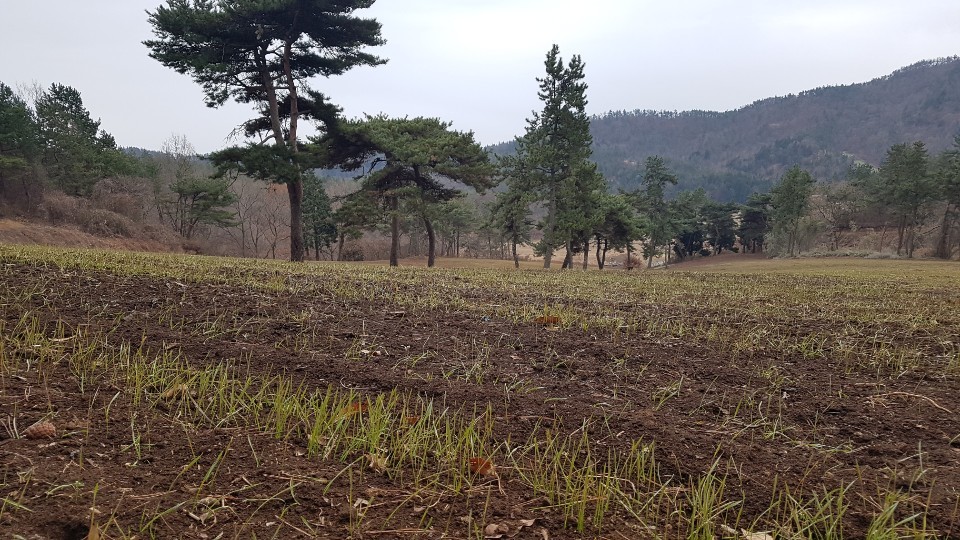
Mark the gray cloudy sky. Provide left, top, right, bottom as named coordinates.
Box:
left=2, top=1, right=959, bottom=154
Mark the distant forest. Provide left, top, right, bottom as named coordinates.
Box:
left=491, top=57, right=960, bottom=202
left=3, top=53, right=959, bottom=264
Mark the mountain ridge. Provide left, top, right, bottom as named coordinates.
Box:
left=491, top=56, right=960, bottom=201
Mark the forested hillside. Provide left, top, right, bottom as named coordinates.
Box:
left=494, top=57, right=960, bottom=201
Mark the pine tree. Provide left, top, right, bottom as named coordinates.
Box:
left=302, top=173, right=337, bottom=260
left=34, top=84, right=132, bottom=196
left=332, top=191, right=380, bottom=261
left=593, top=193, right=642, bottom=269
left=738, top=193, right=772, bottom=254
left=770, top=166, right=816, bottom=256
left=325, top=115, right=495, bottom=267
left=669, top=188, right=708, bottom=261
left=933, top=138, right=960, bottom=259
left=701, top=201, right=739, bottom=254
left=145, top=0, right=385, bottom=262
left=489, top=185, right=534, bottom=268
left=881, top=142, right=935, bottom=257
left=635, top=156, right=678, bottom=267
left=506, top=45, right=601, bottom=269
left=0, top=83, right=41, bottom=207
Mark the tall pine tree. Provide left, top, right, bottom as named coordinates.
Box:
left=145, top=0, right=384, bottom=261
left=504, top=45, right=602, bottom=269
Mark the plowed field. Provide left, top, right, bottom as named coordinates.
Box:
left=1, top=246, right=958, bottom=539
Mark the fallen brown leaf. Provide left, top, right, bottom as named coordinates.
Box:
left=86, top=521, right=100, bottom=540
left=161, top=384, right=191, bottom=400
left=469, top=457, right=497, bottom=477
left=483, top=522, right=509, bottom=538
left=365, top=453, right=388, bottom=473
left=341, top=402, right=368, bottom=416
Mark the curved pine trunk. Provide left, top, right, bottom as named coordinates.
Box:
left=424, top=215, right=437, bottom=268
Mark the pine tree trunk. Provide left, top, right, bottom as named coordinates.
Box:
left=936, top=207, right=951, bottom=259
left=542, top=244, right=553, bottom=268
left=282, top=42, right=306, bottom=263
left=906, top=216, right=918, bottom=258
left=543, top=183, right=557, bottom=269
left=389, top=196, right=400, bottom=267
left=287, top=178, right=305, bottom=262
left=424, top=215, right=437, bottom=268
left=790, top=221, right=800, bottom=256
left=512, top=239, right=519, bottom=268
left=896, top=216, right=907, bottom=256
left=582, top=238, right=589, bottom=270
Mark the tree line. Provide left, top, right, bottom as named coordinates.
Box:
left=2, top=1, right=958, bottom=264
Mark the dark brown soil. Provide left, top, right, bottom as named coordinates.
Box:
left=2, top=261, right=958, bottom=539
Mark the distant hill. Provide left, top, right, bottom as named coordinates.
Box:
left=491, top=57, right=960, bottom=201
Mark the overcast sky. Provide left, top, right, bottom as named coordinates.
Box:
left=2, top=1, right=959, bottom=154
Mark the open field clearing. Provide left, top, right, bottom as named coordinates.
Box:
left=0, top=246, right=958, bottom=539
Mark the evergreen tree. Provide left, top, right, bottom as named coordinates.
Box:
left=145, top=0, right=385, bottom=262
left=434, top=198, right=476, bottom=258
left=933, top=137, right=960, bottom=259
left=302, top=173, right=337, bottom=260
left=635, top=156, right=679, bottom=267
left=561, top=163, right=606, bottom=269
left=593, top=193, right=642, bottom=269
left=701, top=200, right=739, bottom=254
left=34, top=84, right=133, bottom=196
left=332, top=190, right=380, bottom=261
left=488, top=185, right=534, bottom=268
left=738, top=192, right=772, bottom=254
left=0, top=83, right=41, bottom=207
left=170, top=175, right=238, bottom=238
left=669, top=188, right=708, bottom=260
left=856, top=143, right=935, bottom=257
left=325, top=115, right=495, bottom=267
left=505, top=45, right=601, bottom=269
left=880, top=142, right=935, bottom=257
left=770, top=166, right=815, bottom=256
